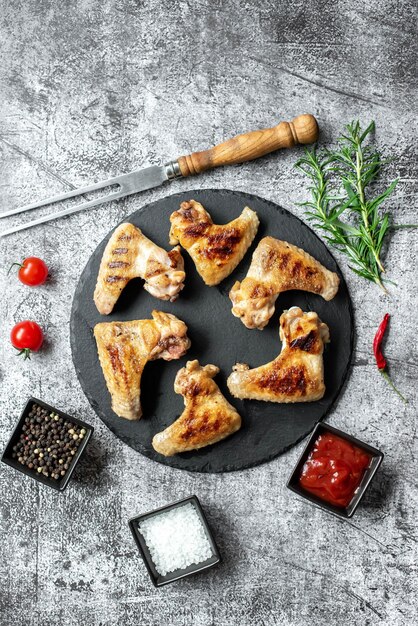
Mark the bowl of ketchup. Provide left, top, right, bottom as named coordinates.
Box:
left=287, top=422, right=383, bottom=518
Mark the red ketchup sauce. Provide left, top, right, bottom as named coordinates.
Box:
left=299, top=433, right=372, bottom=508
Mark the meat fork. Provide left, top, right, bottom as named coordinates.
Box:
left=0, top=114, right=318, bottom=237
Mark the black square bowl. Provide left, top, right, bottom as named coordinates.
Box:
left=1, top=397, right=93, bottom=491
left=129, top=495, right=221, bottom=587
left=287, top=422, right=383, bottom=519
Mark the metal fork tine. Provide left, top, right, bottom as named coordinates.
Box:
left=0, top=190, right=125, bottom=238
left=0, top=173, right=127, bottom=219
left=0, top=165, right=169, bottom=237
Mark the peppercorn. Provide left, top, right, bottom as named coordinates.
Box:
left=12, top=402, right=86, bottom=481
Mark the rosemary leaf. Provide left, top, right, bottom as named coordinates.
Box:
left=295, top=120, right=415, bottom=292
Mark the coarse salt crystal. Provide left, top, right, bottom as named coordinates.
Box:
left=138, top=503, right=213, bottom=576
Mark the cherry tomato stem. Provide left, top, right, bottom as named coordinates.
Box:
left=7, top=262, right=24, bottom=275
left=16, top=348, right=33, bottom=361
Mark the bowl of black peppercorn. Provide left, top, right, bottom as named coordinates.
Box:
left=1, top=397, right=93, bottom=491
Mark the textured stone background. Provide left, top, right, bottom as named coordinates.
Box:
left=1, top=1, right=417, bottom=625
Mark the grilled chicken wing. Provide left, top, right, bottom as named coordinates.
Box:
left=94, top=311, right=190, bottom=420
left=94, top=222, right=185, bottom=315
left=152, top=360, right=242, bottom=456
left=169, top=200, right=259, bottom=286
left=227, top=307, right=330, bottom=403
left=230, top=237, right=339, bottom=329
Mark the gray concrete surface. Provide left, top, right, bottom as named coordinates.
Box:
left=1, top=1, right=417, bottom=625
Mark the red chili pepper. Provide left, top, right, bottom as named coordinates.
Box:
left=373, top=314, right=407, bottom=402
left=373, top=313, right=389, bottom=370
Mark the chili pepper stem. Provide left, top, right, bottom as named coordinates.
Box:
left=380, top=369, right=407, bottom=403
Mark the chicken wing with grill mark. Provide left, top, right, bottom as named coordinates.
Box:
left=230, top=237, right=339, bottom=329
left=227, top=307, right=330, bottom=403
left=94, top=222, right=185, bottom=315
left=169, top=200, right=259, bottom=286
left=94, top=311, right=190, bottom=420
left=152, top=360, right=242, bottom=456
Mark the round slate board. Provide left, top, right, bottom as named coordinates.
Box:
left=70, top=189, right=353, bottom=472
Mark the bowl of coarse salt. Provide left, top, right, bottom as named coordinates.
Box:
left=128, top=495, right=221, bottom=586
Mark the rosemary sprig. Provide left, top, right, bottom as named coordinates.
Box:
left=295, top=120, right=412, bottom=292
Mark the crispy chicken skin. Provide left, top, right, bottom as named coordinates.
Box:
left=230, top=237, right=339, bottom=329
left=94, top=311, right=190, bottom=420
left=94, top=222, right=185, bottom=315
left=169, top=200, right=259, bottom=286
left=227, top=307, right=330, bottom=403
left=152, top=360, right=242, bottom=456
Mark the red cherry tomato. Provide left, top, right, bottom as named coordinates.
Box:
left=10, top=257, right=49, bottom=286
left=10, top=321, right=44, bottom=360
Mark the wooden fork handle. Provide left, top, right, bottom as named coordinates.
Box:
left=177, top=114, right=318, bottom=177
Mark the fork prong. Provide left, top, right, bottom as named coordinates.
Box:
left=0, top=191, right=125, bottom=238
left=0, top=174, right=126, bottom=219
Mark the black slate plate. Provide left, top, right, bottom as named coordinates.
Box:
left=70, top=189, right=353, bottom=473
